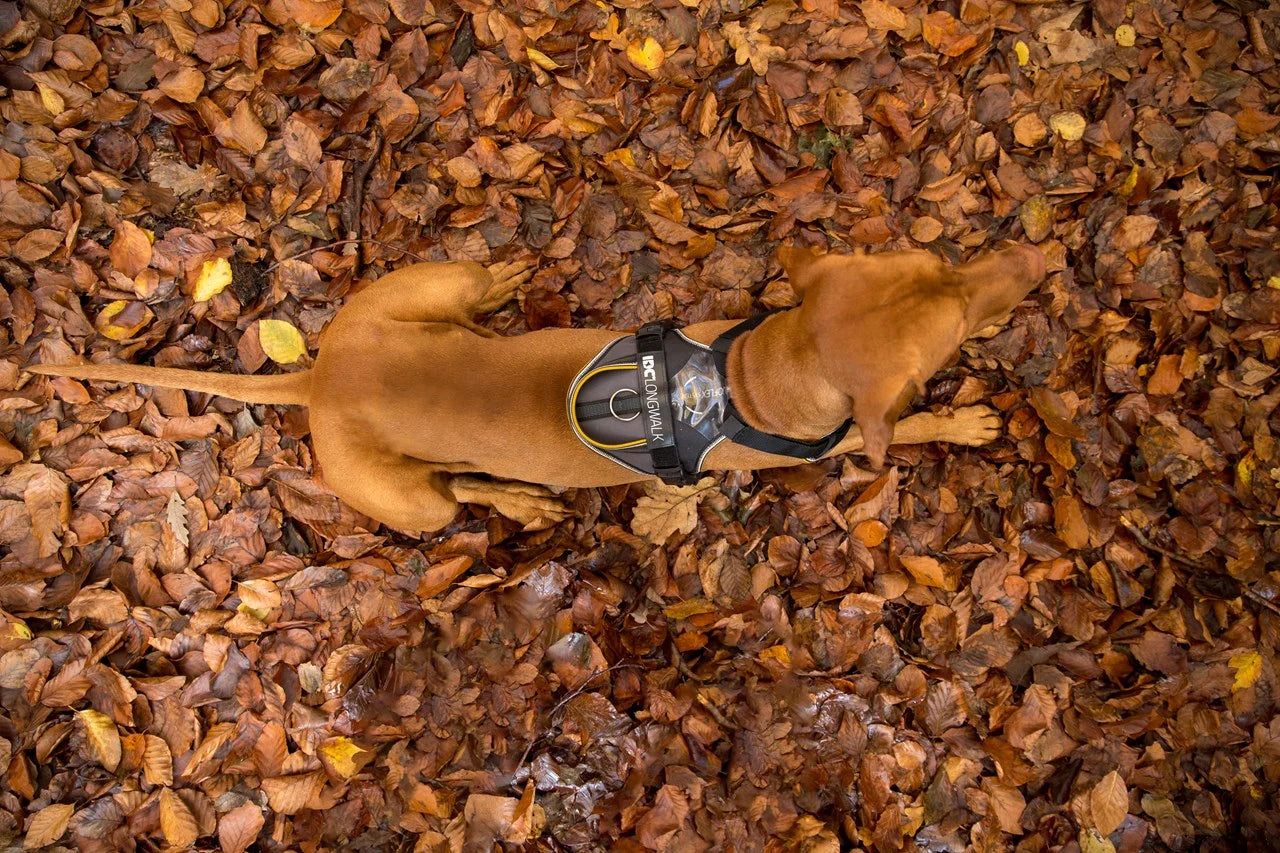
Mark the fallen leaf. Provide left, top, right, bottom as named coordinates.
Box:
left=1230, top=651, right=1262, bottom=690
left=630, top=478, right=715, bottom=543
left=24, top=804, right=74, bottom=850
left=96, top=300, right=155, bottom=341
left=724, top=22, right=785, bottom=75
left=258, top=319, right=307, bottom=364
left=1089, top=771, right=1128, bottom=835
left=160, top=788, right=199, bottom=848
left=77, top=709, right=122, bottom=772
left=218, top=802, right=265, bottom=853
left=1050, top=111, right=1087, bottom=141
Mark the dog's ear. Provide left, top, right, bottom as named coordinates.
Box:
left=845, top=371, right=923, bottom=468
left=776, top=246, right=825, bottom=294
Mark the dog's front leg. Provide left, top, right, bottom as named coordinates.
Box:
left=824, top=405, right=1004, bottom=457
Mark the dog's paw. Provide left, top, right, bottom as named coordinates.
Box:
left=479, top=260, right=533, bottom=311
left=484, top=482, right=570, bottom=529
left=939, top=405, right=1003, bottom=446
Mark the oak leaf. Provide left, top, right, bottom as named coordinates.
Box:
left=724, top=22, right=785, bottom=75
left=630, top=478, right=716, bottom=543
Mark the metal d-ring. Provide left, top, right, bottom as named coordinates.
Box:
left=609, top=388, right=639, bottom=421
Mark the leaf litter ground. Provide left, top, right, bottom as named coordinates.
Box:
left=0, top=0, right=1278, bottom=850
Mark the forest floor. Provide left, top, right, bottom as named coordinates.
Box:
left=1, top=0, right=1279, bottom=850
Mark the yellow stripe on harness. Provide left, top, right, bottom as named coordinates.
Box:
left=569, top=364, right=646, bottom=450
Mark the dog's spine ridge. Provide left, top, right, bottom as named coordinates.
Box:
left=25, top=363, right=311, bottom=406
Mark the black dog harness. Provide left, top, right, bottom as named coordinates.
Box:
left=567, top=314, right=853, bottom=484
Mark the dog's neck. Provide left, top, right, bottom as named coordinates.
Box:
left=724, top=310, right=852, bottom=441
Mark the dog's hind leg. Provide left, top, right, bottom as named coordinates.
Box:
left=447, top=477, right=569, bottom=529
left=311, top=423, right=461, bottom=532
left=349, top=260, right=532, bottom=327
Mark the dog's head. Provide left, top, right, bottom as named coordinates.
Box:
left=780, top=244, right=1045, bottom=467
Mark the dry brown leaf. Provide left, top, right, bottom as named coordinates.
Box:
left=218, top=802, right=265, bottom=853
left=23, top=464, right=70, bottom=558
left=899, top=554, right=958, bottom=591
left=23, top=803, right=74, bottom=850
left=109, top=220, right=152, bottom=278
left=261, top=772, right=325, bottom=815
left=143, top=734, right=174, bottom=786
left=160, top=787, right=199, bottom=848
left=1089, top=770, right=1128, bottom=835
left=630, top=478, right=716, bottom=543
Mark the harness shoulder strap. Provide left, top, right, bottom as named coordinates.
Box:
left=711, top=312, right=853, bottom=462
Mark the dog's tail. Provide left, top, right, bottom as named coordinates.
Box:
left=26, top=363, right=311, bottom=406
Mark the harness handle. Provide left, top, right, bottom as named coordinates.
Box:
left=635, top=322, right=693, bottom=485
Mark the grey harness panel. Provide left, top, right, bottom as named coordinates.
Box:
left=568, top=328, right=727, bottom=479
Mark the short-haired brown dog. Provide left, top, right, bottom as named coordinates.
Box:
left=28, top=245, right=1045, bottom=532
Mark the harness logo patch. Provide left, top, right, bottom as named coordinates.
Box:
left=640, top=355, right=666, bottom=442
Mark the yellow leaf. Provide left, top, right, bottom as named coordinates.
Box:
left=96, top=300, right=155, bottom=341
left=1237, top=455, right=1255, bottom=490
left=1079, top=827, right=1116, bottom=853
left=626, top=37, right=666, bottom=72
left=193, top=258, right=233, bottom=302
left=1014, top=40, right=1030, bottom=66
left=760, top=644, right=791, bottom=665
left=258, top=319, right=307, bottom=364
left=526, top=47, right=561, bottom=70
left=1050, top=111, right=1087, bottom=141
left=24, top=803, right=74, bottom=850
left=1266, top=275, right=1280, bottom=290
left=1118, top=163, right=1139, bottom=196
left=319, top=736, right=367, bottom=779
left=1230, top=651, right=1262, bottom=690
left=604, top=148, right=637, bottom=168
left=36, top=83, right=64, bottom=115
left=1115, top=25, right=1136, bottom=47
left=663, top=598, right=718, bottom=620
left=77, top=708, right=122, bottom=772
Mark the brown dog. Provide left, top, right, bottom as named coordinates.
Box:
left=27, top=245, right=1044, bottom=532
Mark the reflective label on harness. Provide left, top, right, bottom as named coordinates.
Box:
left=640, top=354, right=672, bottom=446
